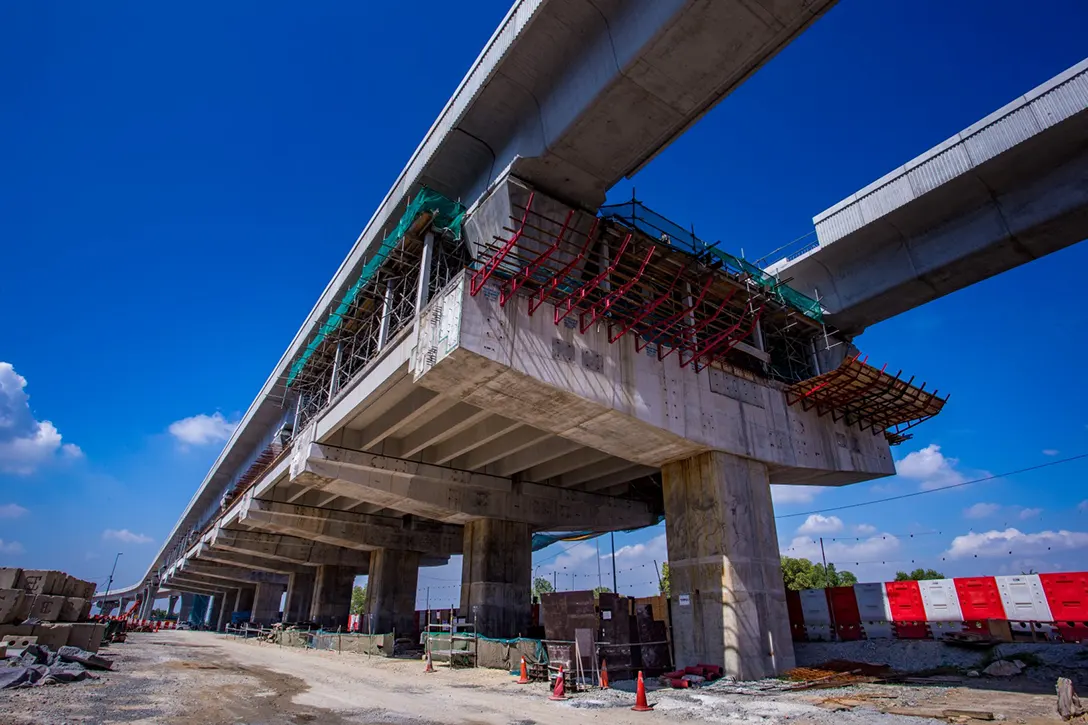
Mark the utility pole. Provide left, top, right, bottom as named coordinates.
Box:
left=610, top=532, right=618, bottom=593
left=820, top=537, right=837, bottom=640
left=596, top=540, right=603, bottom=591
left=103, top=552, right=122, bottom=613
left=553, top=570, right=557, bottom=591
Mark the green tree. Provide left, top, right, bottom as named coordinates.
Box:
left=781, top=556, right=858, bottom=590
left=350, top=585, right=367, bottom=615
left=532, top=576, right=554, bottom=601
left=151, top=608, right=169, bottom=620
left=591, top=586, right=611, bottom=598
left=659, top=562, right=670, bottom=597
left=894, top=568, right=945, bottom=581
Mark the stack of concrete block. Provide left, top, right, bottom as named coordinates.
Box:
left=0, top=567, right=104, bottom=652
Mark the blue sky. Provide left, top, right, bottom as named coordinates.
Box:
left=2, top=0, right=1087, bottom=608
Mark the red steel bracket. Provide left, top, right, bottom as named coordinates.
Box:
left=500, top=208, right=574, bottom=307
left=470, top=191, right=535, bottom=297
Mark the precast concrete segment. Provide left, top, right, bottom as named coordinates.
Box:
left=252, top=582, right=285, bottom=625
left=284, top=572, right=315, bottom=623
left=180, top=560, right=289, bottom=587
left=460, top=519, right=531, bottom=638
left=289, top=436, right=659, bottom=529
left=772, top=58, right=1088, bottom=334
left=367, top=550, right=421, bottom=636
left=413, top=269, right=895, bottom=489
left=209, top=527, right=373, bottom=570
left=236, top=497, right=463, bottom=555
left=663, top=451, right=794, bottom=679
left=309, top=565, right=355, bottom=629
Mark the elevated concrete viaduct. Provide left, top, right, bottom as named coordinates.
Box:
left=97, top=1, right=1084, bottom=681
left=769, top=58, right=1088, bottom=334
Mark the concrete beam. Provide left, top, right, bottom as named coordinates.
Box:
left=356, top=388, right=446, bottom=450
left=424, top=415, right=521, bottom=465
left=387, top=403, right=491, bottom=458
left=237, top=498, right=463, bottom=555
left=559, top=458, right=643, bottom=488
left=193, top=542, right=314, bottom=575
left=451, top=426, right=551, bottom=471
left=180, top=560, right=289, bottom=586
left=290, top=440, right=659, bottom=529
left=580, top=465, right=657, bottom=493
left=528, top=448, right=610, bottom=482
left=489, top=436, right=582, bottom=477
left=209, top=527, right=374, bottom=570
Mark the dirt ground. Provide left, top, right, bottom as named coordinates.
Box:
left=0, top=631, right=1077, bottom=724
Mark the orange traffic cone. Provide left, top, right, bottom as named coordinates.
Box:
left=424, top=648, right=436, bottom=673
left=549, top=665, right=569, bottom=701
left=632, top=671, right=653, bottom=711
left=600, top=658, right=609, bottom=689
left=517, top=656, right=530, bottom=684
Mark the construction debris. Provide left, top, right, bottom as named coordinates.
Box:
left=1058, top=677, right=1086, bottom=721
left=0, top=642, right=112, bottom=689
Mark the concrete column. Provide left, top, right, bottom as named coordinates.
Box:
left=207, top=594, right=224, bottom=631
left=234, top=587, right=255, bottom=622
left=218, top=589, right=236, bottom=631
left=366, top=550, right=420, bottom=636
left=284, top=571, right=315, bottom=624
left=309, top=565, right=354, bottom=629
left=251, top=582, right=285, bottom=625
left=168, top=595, right=179, bottom=617
left=139, top=587, right=154, bottom=619
left=460, top=519, right=531, bottom=638
left=178, top=593, right=195, bottom=623
left=662, top=451, right=794, bottom=679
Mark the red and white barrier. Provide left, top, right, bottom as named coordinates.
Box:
left=787, top=571, right=1088, bottom=643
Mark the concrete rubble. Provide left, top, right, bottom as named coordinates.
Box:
left=1, top=642, right=112, bottom=689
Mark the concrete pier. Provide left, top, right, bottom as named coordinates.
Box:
left=460, top=519, right=531, bottom=638
left=234, top=587, right=255, bottom=618
left=663, top=451, right=793, bottom=679
left=168, top=595, right=178, bottom=618
left=367, top=550, right=420, bottom=635
left=178, top=593, right=195, bottom=623
left=284, top=571, right=315, bottom=623
left=252, top=582, right=284, bottom=625
left=207, top=594, right=224, bottom=631
left=218, top=590, right=236, bottom=631
left=309, top=565, right=354, bottom=628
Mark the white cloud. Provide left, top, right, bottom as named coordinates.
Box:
left=944, top=528, right=1088, bottom=559
left=1042, top=449, right=1059, bottom=456
left=771, top=485, right=825, bottom=505
left=1018, top=508, right=1043, bottom=520
left=896, top=444, right=968, bottom=490
left=1079, top=500, right=1088, bottom=513
left=0, top=362, right=82, bottom=475
left=168, top=412, right=237, bottom=446
left=797, top=514, right=844, bottom=535
left=0, top=540, right=25, bottom=555
left=0, top=503, right=28, bottom=519
left=102, top=529, right=153, bottom=545
left=964, top=502, right=1000, bottom=519
left=854, top=523, right=877, bottom=535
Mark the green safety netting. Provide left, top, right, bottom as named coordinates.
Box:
left=599, top=201, right=823, bottom=322
left=287, top=188, right=466, bottom=387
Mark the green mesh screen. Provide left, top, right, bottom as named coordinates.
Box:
left=287, top=188, right=465, bottom=387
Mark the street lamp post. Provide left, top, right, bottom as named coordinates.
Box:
left=103, top=552, right=122, bottom=614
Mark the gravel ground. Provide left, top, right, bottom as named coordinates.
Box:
left=1, top=632, right=1081, bottom=724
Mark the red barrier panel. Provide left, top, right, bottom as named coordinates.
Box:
left=885, top=580, right=929, bottom=639
left=827, top=586, right=863, bottom=641
left=954, top=576, right=1004, bottom=630
left=785, top=589, right=806, bottom=641
left=1040, top=572, right=1088, bottom=643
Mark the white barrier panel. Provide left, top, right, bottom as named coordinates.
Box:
left=854, top=583, right=894, bottom=639
left=997, top=575, right=1057, bottom=639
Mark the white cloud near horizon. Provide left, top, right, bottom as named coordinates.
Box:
left=964, top=502, right=1000, bottom=519
left=771, top=485, right=825, bottom=505
left=944, top=528, right=1088, bottom=559
left=1018, top=507, right=1043, bottom=520
left=0, top=540, right=25, bottom=555
left=102, top=529, right=153, bottom=545
left=0, top=503, right=28, bottom=519
left=168, top=412, right=237, bottom=446
left=0, top=362, right=82, bottom=475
